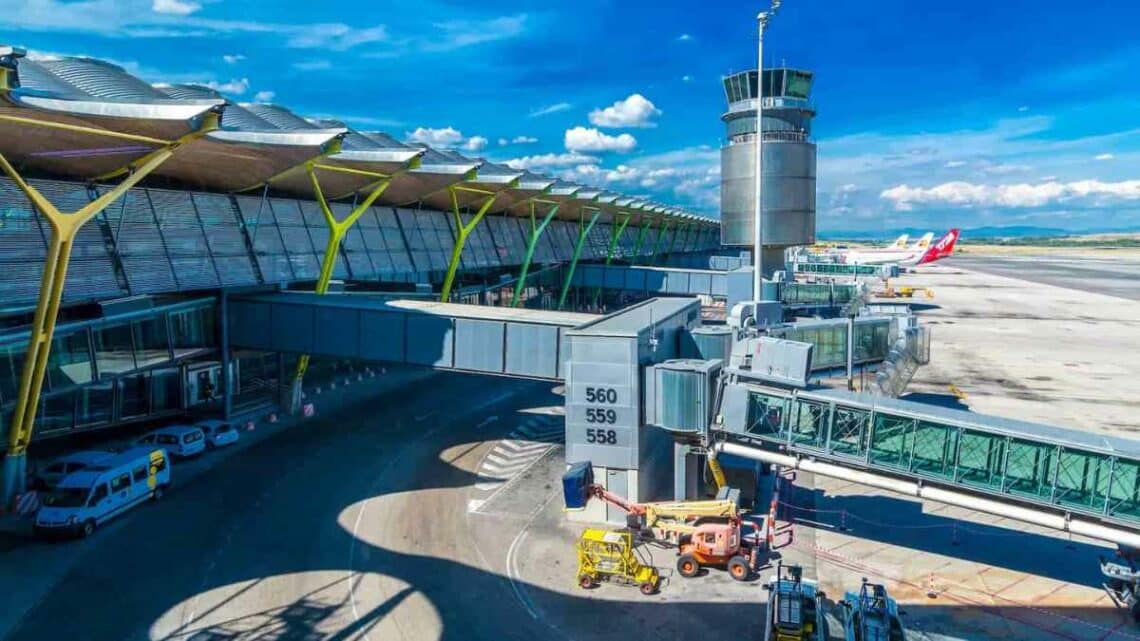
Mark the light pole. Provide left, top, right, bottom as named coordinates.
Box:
left=753, top=0, right=781, bottom=322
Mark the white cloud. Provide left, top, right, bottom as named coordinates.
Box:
left=498, top=136, right=538, bottom=146
left=530, top=102, right=571, bottom=118
left=428, top=14, right=526, bottom=50
left=288, top=24, right=388, bottom=51
left=943, top=160, right=967, bottom=168
left=564, top=126, right=638, bottom=153
left=677, top=34, right=693, bottom=41
left=682, top=75, right=693, bottom=83
left=152, top=0, right=200, bottom=16
left=1096, top=153, right=1115, bottom=161
left=505, top=152, right=598, bottom=170
left=1018, top=105, right=1030, bottom=112
left=406, top=126, right=465, bottom=147
left=222, top=54, right=245, bottom=64
left=253, top=90, right=275, bottom=102
left=588, top=94, right=662, bottom=128
left=463, top=136, right=489, bottom=152
left=205, top=78, right=251, bottom=95
left=880, top=179, right=1140, bottom=210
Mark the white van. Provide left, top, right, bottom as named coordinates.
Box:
left=35, top=447, right=170, bottom=539
left=134, top=425, right=206, bottom=458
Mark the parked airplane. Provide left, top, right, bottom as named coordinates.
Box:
left=841, top=229, right=959, bottom=266
left=889, top=234, right=909, bottom=249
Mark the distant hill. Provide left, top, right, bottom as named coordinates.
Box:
left=818, top=225, right=1140, bottom=242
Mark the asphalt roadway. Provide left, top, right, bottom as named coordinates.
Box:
left=953, top=253, right=1140, bottom=301
left=5, top=372, right=568, bottom=641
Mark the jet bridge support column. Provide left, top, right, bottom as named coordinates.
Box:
left=557, top=208, right=601, bottom=310
left=0, top=113, right=218, bottom=504
left=440, top=187, right=498, bottom=303
left=510, top=200, right=560, bottom=307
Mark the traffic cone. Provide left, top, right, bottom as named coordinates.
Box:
left=268, top=413, right=278, bottom=424
left=245, top=420, right=255, bottom=432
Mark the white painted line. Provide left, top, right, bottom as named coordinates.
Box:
left=482, top=461, right=533, bottom=476
left=414, top=411, right=437, bottom=423
left=485, top=452, right=528, bottom=468
left=476, top=416, right=498, bottom=429
left=467, top=498, right=486, bottom=513
left=475, top=480, right=504, bottom=491
left=507, top=530, right=539, bottom=620
left=499, top=440, right=553, bottom=453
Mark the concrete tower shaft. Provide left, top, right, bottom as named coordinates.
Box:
left=719, top=68, right=817, bottom=256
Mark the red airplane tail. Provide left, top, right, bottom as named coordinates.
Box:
left=917, top=229, right=959, bottom=265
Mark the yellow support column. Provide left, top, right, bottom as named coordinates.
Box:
left=289, top=164, right=397, bottom=412
left=0, top=149, right=178, bottom=502
left=440, top=187, right=498, bottom=303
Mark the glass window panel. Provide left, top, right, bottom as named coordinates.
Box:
left=748, top=71, right=758, bottom=99
left=746, top=392, right=788, bottom=438
left=170, top=306, right=216, bottom=358
left=1109, top=459, right=1140, bottom=521
left=1054, top=449, right=1112, bottom=512
left=1003, top=439, right=1057, bottom=500
left=150, top=368, right=182, bottom=413
left=132, top=316, right=171, bottom=368
left=870, top=414, right=914, bottom=470
left=75, top=381, right=113, bottom=427
left=38, top=391, right=75, bottom=434
left=955, top=430, right=1006, bottom=492
left=911, top=420, right=958, bottom=480
left=789, top=400, right=829, bottom=448
left=118, top=373, right=150, bottom=419
left=785, top=71, right=812, bottom=99
left=47, top=331, right=93, bottom=392
left=830, top=406, right=870, bottom=457
left=0, top=342, right=28, bottom=405
left=93, top=323, right=136, bottom=377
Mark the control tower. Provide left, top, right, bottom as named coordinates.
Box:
left=720, top=67, right=816, bottom=274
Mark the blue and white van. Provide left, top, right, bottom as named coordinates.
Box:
left=135, top=425, right=206, bottom=458
left=34, top=447, right=170, bottom=539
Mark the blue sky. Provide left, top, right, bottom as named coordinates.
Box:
left=5, top=0, right=1140, bottom=232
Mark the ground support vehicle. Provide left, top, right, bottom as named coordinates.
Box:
left=575, top=528, right=660, bottom=596
left=839, top=578, right=906, bottom=641
left=763, top=563, right=825, bottom=641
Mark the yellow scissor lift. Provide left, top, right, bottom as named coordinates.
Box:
left=576, top=528, right=660, bottom=596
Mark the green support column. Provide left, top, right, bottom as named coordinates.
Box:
left=557, top=208, right=601, bottom=310
left=440, top=187, right=498, bottom=302
left=631, top=219, right=654, bottom=266
left=511, top=200, right=560, bottom=307
left=649, top=220, right=672, bottom=266
left=592, top=212, right=632, bottom=307
left=663, top=221, right=688, bottom=265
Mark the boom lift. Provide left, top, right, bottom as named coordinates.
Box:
left=763, top=563, right=826, bottom=641
left=562, top=462, right=760, bottom=581
left=839, top=578, right=906, bottom=641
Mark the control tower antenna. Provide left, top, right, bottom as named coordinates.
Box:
left=754, top=0, right=781, bottom=319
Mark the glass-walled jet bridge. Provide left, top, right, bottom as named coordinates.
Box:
left=715, top=382, right=1140, bottom=545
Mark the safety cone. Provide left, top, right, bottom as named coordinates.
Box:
left=268, top=413, right=278, bottom=424
left=330, top=381, right=337, bottom=390
left=245, top=420, right=256, bottom=432
left=314, top=386, right=322, bottom=395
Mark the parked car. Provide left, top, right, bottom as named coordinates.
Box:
left=134, top=425, right=206, bottom=458
left=196, top=419, right=239, bottom=449
left=35, top=447, right=170, bottom=539
left=32, top=450, right=114, bottom=490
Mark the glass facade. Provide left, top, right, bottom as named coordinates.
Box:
left=794, top=262, right=879, bottom=276
left=741, top=386, right=1140, bottom=525
left=769, top=318, right=892, bottom=371
left=0, top=299, right=215, bottom=445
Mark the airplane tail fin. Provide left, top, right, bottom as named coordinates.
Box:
left=917, top=229, right=959, bottom=265
left=911, top=232, right=934, bottom=250
left=891, top=234, right=909, bottom=249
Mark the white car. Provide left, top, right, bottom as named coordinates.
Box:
left=34, top=450, right=114, bottom=490
left=196, top=419, right=240, bottom=449
left=134, top=425, right=206, bottom=458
